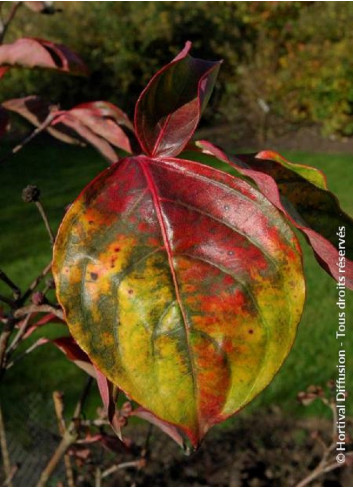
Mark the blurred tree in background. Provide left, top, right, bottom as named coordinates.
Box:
left=1, top=1, right=353, bottom=139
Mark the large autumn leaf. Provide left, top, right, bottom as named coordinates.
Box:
left=134, top=42, right=221, bottom=158
left=193, top=142, right=353, bottom=289
left=53, top=155, right=305, bottom=446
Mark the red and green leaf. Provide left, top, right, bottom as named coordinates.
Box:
left=134, top=42, right=221, bottom=158
left=193, top=142, right=353, bottom=288
left=53, top=155, right=305, bottom=446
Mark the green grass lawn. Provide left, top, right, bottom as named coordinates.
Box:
left=0, top=138, right=352, bottom=423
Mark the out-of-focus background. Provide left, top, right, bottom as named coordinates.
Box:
left=0, top=2, right=352, bottom=486
left=2, top=1, right=353, bottom=146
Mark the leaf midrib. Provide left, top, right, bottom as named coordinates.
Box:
left=139, top=157, right=200, bottom=437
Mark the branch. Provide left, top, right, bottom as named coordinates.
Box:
left=0, top=317, right=15, bottom=374
left=0, top=269, right=21, bottom=300
left=14, top=304, right=63, bottom=320
left=0, top=112, right=55, bottom=166
left=6, top=311, right=32, bottom=356
left=21, top=261, right=52, bottom=304
left=35, top=201, right=55, bottom=245
left=53, top=392, right=75, bottom=487
left=0, top=1, right=22, bottom=44
left=0, top=403, right=12, bottom=486
left=36, top=377, right=93, bottom=487
left=101, top=460, right=145, bottom=480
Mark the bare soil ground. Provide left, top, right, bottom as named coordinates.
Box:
left=109, top=408, right=353, bottom=487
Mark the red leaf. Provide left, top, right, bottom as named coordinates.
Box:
left=134, top=42, right=221, bottom=158
left=94, top=366, right=123, bottom=440
left=132, top=407, right=185, bottom=449
left=68, top=103, right=133, bottom=153
left=74, top=101, right=133, bottom=131
left=52, top=112, right=118, bottom=163
left=193, top=141, right=353, bottom=289
left=0, top=38, right=87, bottom=75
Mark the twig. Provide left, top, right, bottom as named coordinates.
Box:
left=35, top=201, right=55, bottom=245
left=53, top=392, right=75, bottom=487
left=0, top=295, right=15, bottom=307
left=2, top=464, right=18, bottom=487
left=0, top=1, right=21, bottom=44
left=295, top=453, right=353, bottom=487
left=101, top=460, right=144, bottom=480
left=5, top=337, right=46, bottom=370
left=296, top=391, right=351, bottom=487
left=0, top=318, right=15, bottom=374
left=21, top=262, right=52, bottom=304
left=0, top=270, right=21, bottom=300
left=14, top=304, right=63, bottom=320
left=36, top=432, right=76, bottom=488
left=36, top=377, right=93, bottom=487
left=0, top=403, right=12, bottom=486
left=0, top=113, right=55, bottom=166
left=95, top=467, right=102, bottom=488
left=6, top=312, right=32, bottom=354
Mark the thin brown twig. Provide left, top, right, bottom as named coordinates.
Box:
left=14, top=304, right=63, bottom=320
left=5, top=337, right=46, bottom=370
left=296, top=394, right=350, bottom=487
left=21, top=262, right=52, bottom=303
left=6, top=311, right=32, bottom=354
left=0, top=270, right=21, bottom=300
left=0, top=113, right=55, bottom=166
left=0, top=403, right=11, bottom=486
left=2, top=464, right=18, bottom=487
left=36, top=377, right=93, bottom=487
left=0, top=318, right=15, bottom=374
left=95, top=467, right=102, bottom=487
left=0, top=295, right=15, bottom=307
left=53, top=392, right=75, bottom=487
left=35, top=201, right=55, bottom=245
left=101, top=460, right=144, bottom=480
left=0, top=1, right=21, bottom=44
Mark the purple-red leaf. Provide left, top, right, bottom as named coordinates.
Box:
left=94, top=366, right=123, bottom=440
left=194, top=141, right=353, bottom=289
left=0, top=38, right=87, bottom=75
left=67, top=102, right=133, bottom=154
left=52, top=112, right=118, bottom=163
left=75, top=101, right=134, bottom=132
left=134, top=42, right=221, bottom=158
left=132, top=407, right=185, bottom=449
